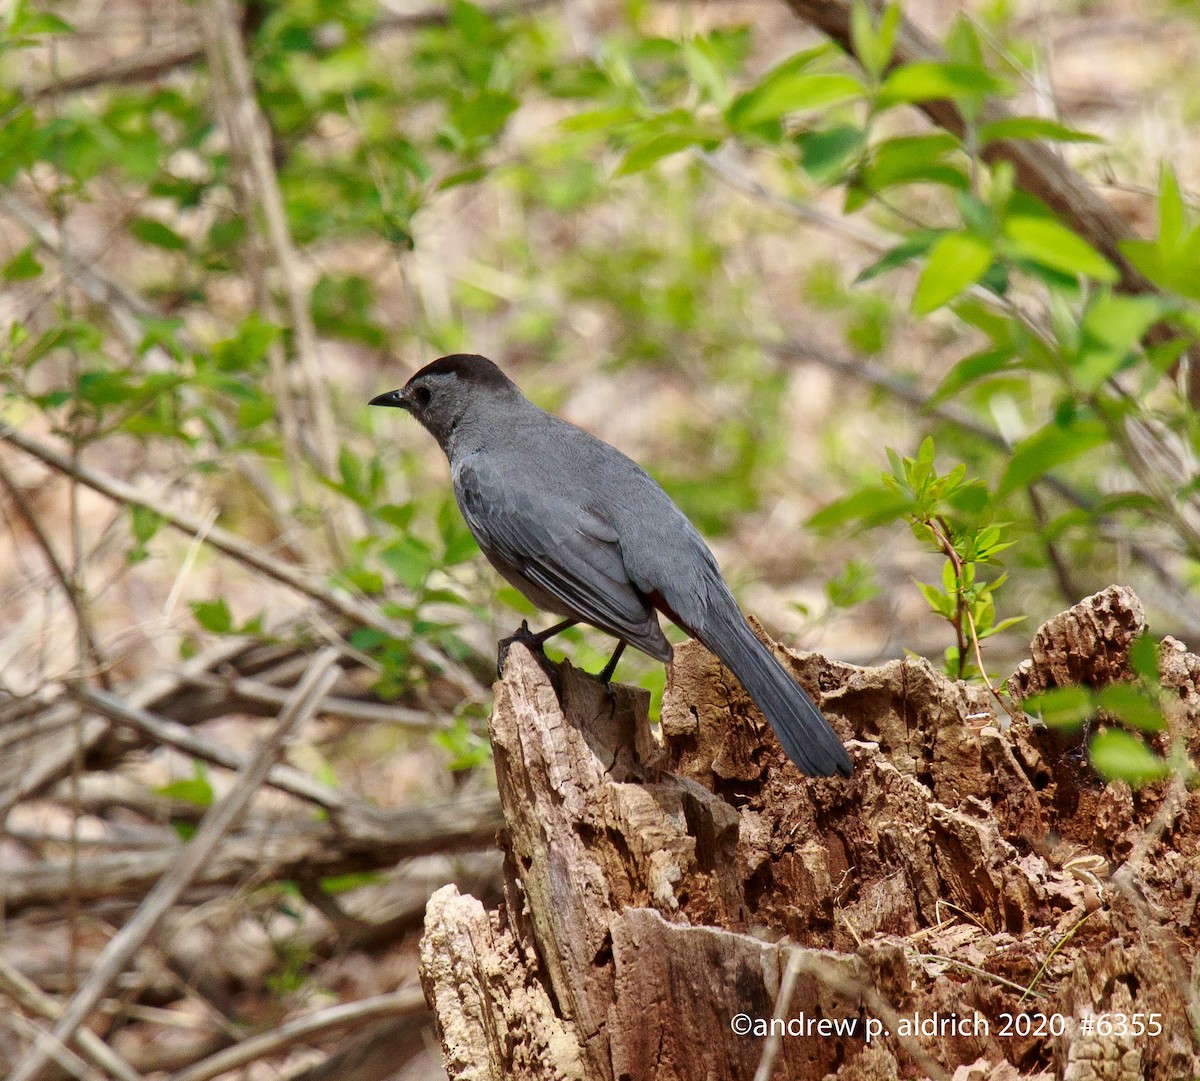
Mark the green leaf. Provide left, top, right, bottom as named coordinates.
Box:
left=855, top=230, right=944, bottom=283
left=979, top=614, right=1026, bottom=639
left=930, top=346, right=1016, bottom=402
left=915, top=580, right=955, bottom=618
left=211, top=315, right=280, bottom=372
left=191, top=598, right=234, bottom=634
left=851, top=0, right=899, bottom=80
left=1023, top=685, right=1094, bottom=729
left=130, top=505, right=163, bottom=545
left=2, top=245, right=42, bottom=281
left=978, top=117, right=1102, bottom=145
left=807, top=484, right=913, bottom=532
left=912, top=232, right=993, bottom=314
left=1129, top=634, right=1160, bottom=682
left=1082, top=292, right=1166, bottom=353
left=374, top=503, right=416, bottom=530
left=559, top=106, right=640, bottom=133
left=796, top=125, right=864, bottom=182
left=997, top=418, right=1108, bottom=496
left=727, top=72, right=863, bottom=129
left=945, top=14, right=984, bottom=69
left=130, top=216, right=188, bottom=252
left=10, top=10, right=75, bottom=36
left=450, top=91, right=519, bottom=141
left=381, top=536, right=433, bottom=591
left=1071, top=292, right=1167, bottom=390
left=1158, top=164, right=1185, bottom=252
left=879, top=61, right=1009, bottom=105
left=1002, top=216, right=1118, bottom=282
left=615, top=132, right=704, bottom=176
left=862, top=133, right=964, bottom=192
left=825, top=560, right=880, bottom=608
left=1096, top=683, right=1165, bottom=732
left=1089, top=729, right=1170, bottom=787
left=155, top=771, right=214, bottom=808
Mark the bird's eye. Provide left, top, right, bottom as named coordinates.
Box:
left=413, top=385, right=432, bottom=407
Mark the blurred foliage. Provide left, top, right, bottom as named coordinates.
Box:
left=2, top=0, right=1199, bottom=790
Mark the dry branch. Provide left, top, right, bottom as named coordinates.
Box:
left=2, top=792, right=503, bottom=912
left=7, top=649, right=341, bottom=1081
left=280, top=1015, right=438, bottom=1081
left=0, top=637, right=252, bottom=816
left=420, top=587, right=1200, bottom=1080
left=166, top=988, right=427, bottom=1081
left=0, top=959, right=144, bottom=1081
left=23, top=0, right=562, bottom=102
left=0, top=423, right=488, bottom=704
left=76, top=684, right=369, bottom=813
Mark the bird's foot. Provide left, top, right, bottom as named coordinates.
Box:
left=593, top=641, right=626, bottom=713
left=496, top=619, right=542, bottom=677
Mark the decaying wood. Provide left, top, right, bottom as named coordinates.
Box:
left=420, top=585, right=1200, bottom=1080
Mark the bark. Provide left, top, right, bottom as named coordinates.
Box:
left=420, top=586, right=1200, bottom=1080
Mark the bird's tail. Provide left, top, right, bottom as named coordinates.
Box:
left=704, top=615, right=852, bottom=778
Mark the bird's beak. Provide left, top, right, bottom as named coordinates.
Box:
left=369, top=388, right=409, bottom=411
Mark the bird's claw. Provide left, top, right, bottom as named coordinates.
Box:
left=496, top=620, right=542, bottom=677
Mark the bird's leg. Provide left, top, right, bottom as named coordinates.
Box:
left=595, top=640, right=627, bottom=710
left=596, top=640, right=626, bottom=684
left=497, top=618, right=577, bottom=676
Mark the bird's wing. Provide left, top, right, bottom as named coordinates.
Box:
left=455, top=458, right=669, bottom=656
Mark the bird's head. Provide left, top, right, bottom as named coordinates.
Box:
left=370, top=353, right=515, bottom=449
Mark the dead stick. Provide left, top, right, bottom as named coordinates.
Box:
left=2, top=792, right=504, bottom=910
left=199, top=0, right=338, bottom=475
left=0, top=423, right=487, bottom=704
left=0, top=958, right=145, bottom=1081
left=76, top=684, right=355, bottom=813
left=167, top=989, right=427, bottom=1081
left=7, top=649, right=341, bottom=1081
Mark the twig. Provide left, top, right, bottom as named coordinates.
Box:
left=166, top=988, right=427, bottom=1081
left=0, top=958, right=145, bottom=1081
left=916, top=953, right=1044, bottom=998
left=1027, top=485, right=1080, bottom=607
left=199, top=0, right=337, bottom=477
left=1017, top=910, right=1093, bottom=1004
left=783, top=950, right=952, bottom=1081
left=6, top=648, right=341, bottom=1081
left=697, top=148, right=890, bottom=251
left=0, top=457, right=110, bottom=687
left=25, top=39, right=204, bottom=101
left=24, top=0, right=563, bottom=101
left=278, top=1015, right=434, bottom=1081
left=0, top=638, right=253, bottom=817
left=5, top=1012, right=106, bottom=1081
left=180, top=671, right=446, bottom=728
left=0, top=423, right=488, bottom=704
left=74, top=684, right=359, bottom=814
left=2, top=791, right=504, bottom=911
left=752, top=948, right=802, bottom=1081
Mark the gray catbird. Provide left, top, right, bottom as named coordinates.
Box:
left=370, top=354, right=852, bottom=778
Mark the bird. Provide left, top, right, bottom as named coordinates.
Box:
left=370, top=354, right=852, bottom=778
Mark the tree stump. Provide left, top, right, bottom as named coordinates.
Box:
left=420, top=586, right=1200, bottom=1080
